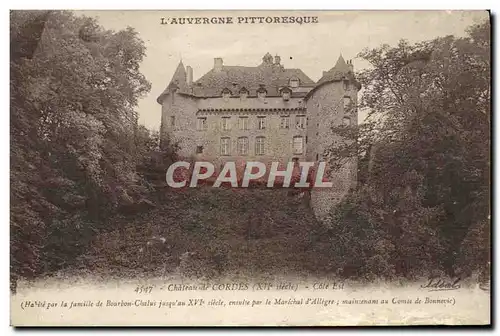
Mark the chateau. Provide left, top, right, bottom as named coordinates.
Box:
left=157, top=53, right=360, bottom=219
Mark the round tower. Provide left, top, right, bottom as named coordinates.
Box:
left=158, top=61, right=198, bottom=157
left=305, top=55, right=361, bottom=221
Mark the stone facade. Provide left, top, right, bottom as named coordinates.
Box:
left=157, top=53, right=361, bottom=220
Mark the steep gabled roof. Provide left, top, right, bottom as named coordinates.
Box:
left=317, top=54, right=355, bottom=84
left=167, top=61, right=188, bottom=92
left=305, top=55, right=361, bottom=99
left=157, top=61, right=190, bottom=103
left=191, top=64, right=315, bottom=97
left=156, top=54, right=361, bottom=104
left=332, top=54, right=350, bottom=73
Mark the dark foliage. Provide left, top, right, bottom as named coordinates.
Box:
left=323, top=20, right=490, bottom=280
left=10, top=10, right=153, bottom=287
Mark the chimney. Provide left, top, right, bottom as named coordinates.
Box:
left=214, top=57, right=223, bottom=72
left=348, top=60, right=354, bottom=72
left=186, top=66, right=193, bottom=87
left=274, top=55, right=281, bottom=65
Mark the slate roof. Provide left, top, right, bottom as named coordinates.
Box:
left=167, top=61, right=188, bottom=92
left=317, top=54, right=358, bottom=85
left=157, top=54, right=360, bottom=104
left=305, top=55, right=362, bottom=99
left=191, top=65, right=315, bottom=97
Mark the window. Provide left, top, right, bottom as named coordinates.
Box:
left=343, top=80, right=349, bottom=91
left=293, top=136, right=304, bottom=155
left=343, top=117, right=351, bottom=126
left=281, top=87, right=292, bottom=101
left=196, top=146, right=204, bottom=154
left=197, top=117, right=207, bottom=131
left=343, top=96, right=352, bottom=109
left=221, top=137, right=230, bottom=156
left=255, top=137, right=265, bottom=155
left=257, top=116, right=266, bottom=130
left=239, top=87, right=249, bottom=99
left=257, top=87, right=267, bottom=99
left=170, top=116, right=176, bottom=127
left=239, top=117, right=249, bottom=130
left=237, top=137, right=249, bottom=156
left=280, top=116, right=290, bottom=129
left=295, top=115, right=306, bottom=129
left=222, top=88, right=231, bottom=100
left=290, top=77, right=300, bottom=88
left=221, top=117, right=231, bottom=131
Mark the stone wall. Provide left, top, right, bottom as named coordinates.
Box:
left=160, top=91, right=198, bottom=157
left=305, top=80, right=358, bottom=221
left=162, top=95, right=308, bottom=169
left=160, top=81, right=359, bottom=221
left=193, top=110, right=307, bottom=167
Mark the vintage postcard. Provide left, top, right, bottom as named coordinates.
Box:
left=10, top=10, right=491, bottom=326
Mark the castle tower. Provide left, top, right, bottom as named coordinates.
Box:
left=158, top=60, right=198, bottom=154
left=305, top=54, right=361, bottom=221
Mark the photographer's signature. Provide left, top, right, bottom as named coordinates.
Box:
left=421, top=277, right=461, bottom=291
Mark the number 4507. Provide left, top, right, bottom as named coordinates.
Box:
left=134, top=285, right=154, bottom=294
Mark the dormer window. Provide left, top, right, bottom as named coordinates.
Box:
left=257, top=86, right=267, bottom=99
left=289, top=77, right=300, bottom=88
left=280, top=87, right=292, bottom=101
left=239, top=87, right=249, bottom=100
left=222, top=88, right=231, bottom=101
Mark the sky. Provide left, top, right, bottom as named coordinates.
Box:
left=80, top=10, right=488, bottom=130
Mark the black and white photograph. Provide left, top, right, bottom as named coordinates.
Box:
left=9, top=10, right=491, bottom=326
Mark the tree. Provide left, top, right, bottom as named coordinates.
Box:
left=10, top=10, right=152, bottom=284
left=324, top=20, right=490, bottom=278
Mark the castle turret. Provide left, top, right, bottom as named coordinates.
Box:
left=332, top=54, right=350, bottom=74
left=159, top=60, right=198, bottom=152
left=305, top=54, right=360, bottom=221
left=167, top=60, right=188, bottom=93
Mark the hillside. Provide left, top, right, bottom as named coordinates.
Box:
left=77, top=186, right=333, bottom=279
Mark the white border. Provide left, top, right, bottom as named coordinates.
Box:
left=2, top=1, right=497, bottom=335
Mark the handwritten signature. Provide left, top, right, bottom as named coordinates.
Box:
left=421, top=277, right=461, bottom=291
